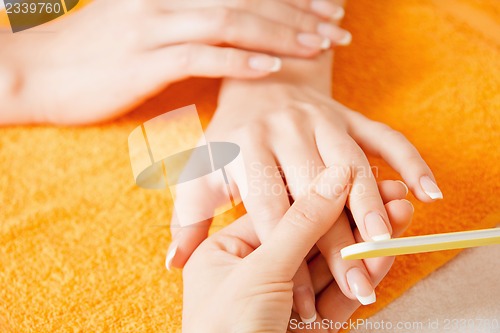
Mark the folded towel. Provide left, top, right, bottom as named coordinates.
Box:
left=0, top=0, right=498, bottom=331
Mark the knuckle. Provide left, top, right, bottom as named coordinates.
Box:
left=222, top=47, right=241, bottom=68
left=288, top=200, right=322, bottom=229
left=275, top=26, right=296, bottom=51
left=332, top=141, right=365, bottom=161
left=292, top=11, right=318, bottom=32
left=348, top=190, right=381, bottom=205
left=267, top=109, right=303, bottom=133
left=212, top=7, right=234, bottom=36
left=178, top=44, right=198, bottom=75
left=381, top=125, right=408, bottom=142
left=232, top=121, right=268, bottom=140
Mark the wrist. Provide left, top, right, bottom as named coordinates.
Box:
left=219, top=50, right=333, bottom=107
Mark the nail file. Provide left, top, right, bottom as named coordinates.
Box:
left=341, top=227, right=500, bottom=260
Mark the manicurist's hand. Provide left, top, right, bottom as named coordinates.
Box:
left=0, top=0, right=350, bottom=125
left=182, top=168, right=414, bottom=332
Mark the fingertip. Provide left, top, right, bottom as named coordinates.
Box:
left=247, top=55, right=282, bottom=74
left=384, top=199, right=413, bottom=237
left=418, top=175, right=443, bottom=201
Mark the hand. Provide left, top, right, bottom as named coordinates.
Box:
left=0, top=0, right=351, bottom=125
left=168, top=80, right=439, bottom=320
left=182, top=168, right=413, bottom=332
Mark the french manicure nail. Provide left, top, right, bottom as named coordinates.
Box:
left=317, top=23, right=352, bottom=46
left=310, top=0, right=344, bottom=20
left=248, top=55, right=282, bottom=72
left=297, top=33, right=331, bottom=50
left=420, top=176, right=443, bottom=200
left=365, top=211, right=391, bottom=241
left=331, top=7, right=345, bottom=20
left=346, top=267, right=376, bottom=305
left=296, top=286, right=317, bottom=323
left=165, top=241, right=178, bottom=271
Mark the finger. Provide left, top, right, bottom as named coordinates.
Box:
left=149, top=8, right=331, bottom=56
left=308, top=253, right=332, bottom=294
left=315, top=127, right=392, bottom=242
left=166, top=157, right=227, bottom=269
left=249, top=165, right=350, bottom=279
left=317, top=211, right=376, bottom=305
left=163, top=0, right=350, bottom=45
left=346, top=112, right=443, bottom=202
left=146, top=44, right=283, bottom=84
left=272, top=125, right=325, bottom=200
left=353, top=199, right=414, bottom=242
left=352, top=199, right=413, bottom=282
left=234, top=143, right=319, bottom=322
left=234, top=144, right=290, bottom=241
left=310, top=197, right=413, bottom=293
left=167, top=217, right=212, bottom=270
left=306, top=245, right=320, bottom=262
left=377, top=179, right=408, bottom=202
left=293, top=262, right=317, bottom=323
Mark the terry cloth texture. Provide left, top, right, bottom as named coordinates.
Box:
left=0, top=0, right=499, bottom=331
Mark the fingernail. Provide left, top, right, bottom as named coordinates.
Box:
left=420, top=176, right=443, bottom=200
left=248, top=55, right=282, bottom=72
left=297, top=33, right=331, bottom=50
left=395, top=180, right=409, bottom=196
left=400, top=199, right=415, bottom=213
left=346, top=267, right=376, bottom=305
left=296, top=286, right=317, bottom=323
left=165, top=240, right=178, bottom=271
left=314, top=165, right=350, bottom=199
left=332, top=6, right=345, bottom=20
left=310, top=0, right=344, bottom=20
left=365, top=212, right=391, bottom=241
left=317, top=23, right=352, bottom=46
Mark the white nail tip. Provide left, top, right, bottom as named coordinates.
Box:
left=332, top=7, right=345, bottom=20
left=371, top=233, right=391, bottom=241
left=300, top=312, right=317, bottom=323
left=338, top=32, right=352, bottom=45
left=321, top=38, right=331, bottom=50
left=357, top=291, right=376, bottom=305
left=165, top=243, right=178, bottom=271
left=425, top=191, right=443, bottom=200
left=269, top=58, right=282, bottom=72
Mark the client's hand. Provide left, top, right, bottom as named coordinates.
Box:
left=0, top=0, right=350, bottom=125
left=169, top=80, right=437, bottom=321
left=182, top=167, right=413, bottom=332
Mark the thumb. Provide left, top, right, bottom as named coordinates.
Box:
left=248, top=165, right=351, bottom=280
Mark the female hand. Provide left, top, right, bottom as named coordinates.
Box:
left=0, top=0, right=351, bottom=125
left=182, top=168, right=413, bottom=332
left=168, top=80, right=438, bottom=321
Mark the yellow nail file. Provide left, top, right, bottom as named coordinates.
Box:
left=341, top=227, right=500, bottom=260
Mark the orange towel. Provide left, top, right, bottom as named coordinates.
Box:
left=0, top=0, right=498, bottom=331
